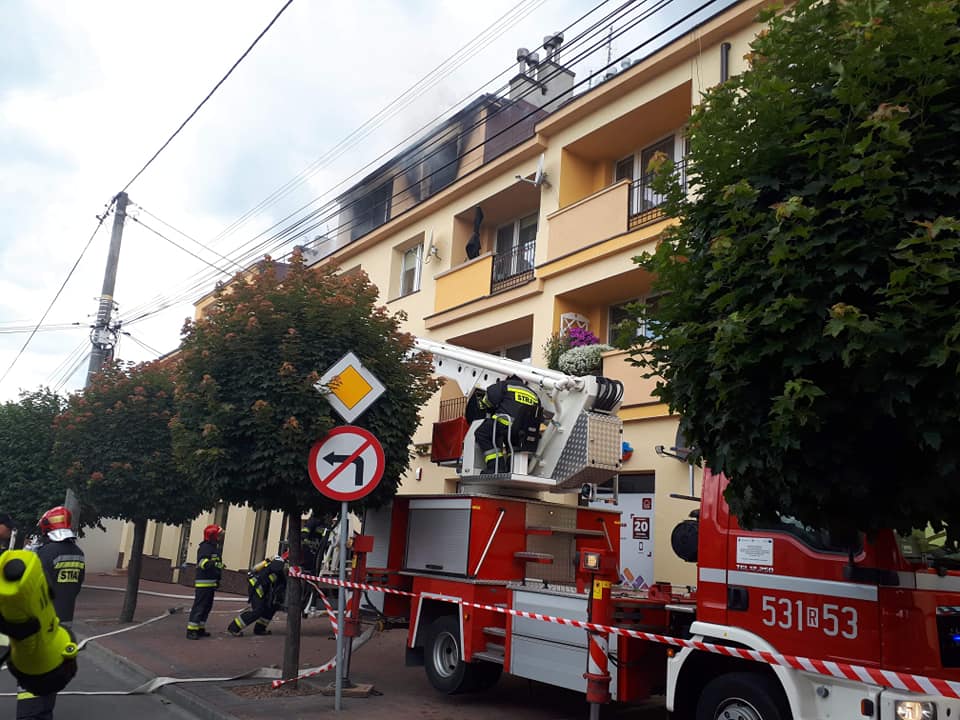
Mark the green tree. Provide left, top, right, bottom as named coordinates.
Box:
left=172, top=252, right=437, bottom=680
left=0, top=388, right=66, bottom=534
left=632, top=0, right=960, bottom=541
left=54, top=361, right=216, bottom=621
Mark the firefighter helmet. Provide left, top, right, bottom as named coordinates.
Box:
left=203, top=524, right=224, bottom=543
left=39, top=506, right=75, bottom=541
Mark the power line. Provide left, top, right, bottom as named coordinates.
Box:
left=117, top=0, right=635, bottom=325
left=120, top=0, right=295, bottom=193
left=121, top=331, right=163, bottom=358
left=133, top=204, right=246, bottom=272
left=0, top=207, right=112, bottom=391
left=207, top=0, right=549, bottom=249
left=129, top=214, right=235, bottom=275
left=121, top=0, right=718, bottom=328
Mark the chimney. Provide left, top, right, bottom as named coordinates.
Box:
left=509, top=31, right=574, bottom=114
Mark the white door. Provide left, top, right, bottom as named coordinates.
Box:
left=617, top=492, right=656, bottom=589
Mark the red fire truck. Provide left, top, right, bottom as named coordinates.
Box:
left=359, top=339, right=960, bottom=720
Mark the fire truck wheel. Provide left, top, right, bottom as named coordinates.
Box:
left=696, top=672, right=791, bottom=720
left=425, top=616, right=471, bottom=694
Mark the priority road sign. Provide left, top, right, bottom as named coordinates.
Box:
left=316, top=352, right=386, bottom=423
left=308, top=426, right=385, bottom=502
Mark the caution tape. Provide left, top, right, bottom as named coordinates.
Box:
left=289, top=567, right=960, bottom=700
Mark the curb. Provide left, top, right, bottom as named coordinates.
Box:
left=79, top=636, right=240, bottom=720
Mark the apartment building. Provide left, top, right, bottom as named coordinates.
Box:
left=126, top=0, right=768, bottom=590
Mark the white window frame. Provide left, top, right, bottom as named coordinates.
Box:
left=615, top=130, right=685, bottom=214
left=608, top=295, right=660, bottom=344
left=494, top=213, right=537, bottom=277
left=399, top=243, right=423, bottom=297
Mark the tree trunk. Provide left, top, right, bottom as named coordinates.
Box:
left=282, top=511, right=303, bottom=682
left=120, top=518, right=147, bottom=623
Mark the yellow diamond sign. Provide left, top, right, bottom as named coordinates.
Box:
left=316, top=352, right=385, bottom=423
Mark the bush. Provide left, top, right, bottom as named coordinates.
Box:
left=559, top=344, right=612, bottom=376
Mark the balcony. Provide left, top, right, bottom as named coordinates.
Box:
left=491, top=240, right=535, bottom=293
left=601, top=348, right=660, bottom=408
left=627, top=158, right=688, bottom=230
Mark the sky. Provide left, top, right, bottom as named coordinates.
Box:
left=0, top=0, right=730, bottom=403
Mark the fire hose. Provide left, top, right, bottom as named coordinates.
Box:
left=1, top=558, right=374, bottom=696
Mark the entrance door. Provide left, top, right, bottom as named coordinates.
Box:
left=594, top=473, right=655, bottom=588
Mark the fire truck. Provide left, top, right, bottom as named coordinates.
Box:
left=358, top=338, right=960, bottom=720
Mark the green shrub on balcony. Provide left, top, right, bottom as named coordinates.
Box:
left=558, top=343, right=612, bottom=376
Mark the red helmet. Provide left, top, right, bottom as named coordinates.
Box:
left=39, top=506, right=74, bottom=540
left=203, top=524, right=224, bottom=542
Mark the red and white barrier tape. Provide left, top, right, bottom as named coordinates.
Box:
left=289, top=567, right=960, bottom=700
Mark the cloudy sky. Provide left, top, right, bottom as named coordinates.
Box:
left=0, top=0, right=727, bottom=402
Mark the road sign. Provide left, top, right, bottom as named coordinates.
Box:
left=308, top=426, right=385, bottom=501
left=316, top=352, right=386, bottom=423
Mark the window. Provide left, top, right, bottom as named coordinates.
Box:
left=617, top=132, right=683, bottom=217
left=494, top=213, right=537, bottom=280
left=758, top=515, right=860, bottom=555
left=399, top=243, right=423, bottom=297
left=350, top=180, right=393, bottom=241
left=500, top=343, right=532, bottom=363
left=608, top=296, right=660, bottom=344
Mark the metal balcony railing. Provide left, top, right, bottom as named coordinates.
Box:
left=491, top=240, right=536, bottom=293
left=438, top=396, right=467, bottom=422
left=627, top=158, right=688, bottom=230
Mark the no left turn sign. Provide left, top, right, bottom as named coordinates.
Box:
left=308, top=426, right=385, bottom=502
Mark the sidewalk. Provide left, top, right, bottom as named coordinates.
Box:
left=73, top=572, right=665, bottom=720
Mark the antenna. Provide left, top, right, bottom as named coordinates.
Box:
left=516, top=153, right=550, bottom=189
left=423, top=231, right=440, bottom=263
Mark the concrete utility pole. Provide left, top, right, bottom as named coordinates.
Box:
left=86, top=191, right=129, bottom=384
left=66, top=191, right=129, bottom=527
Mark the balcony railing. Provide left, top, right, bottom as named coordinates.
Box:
left=491, top=240, right=535, bottom=293
left=627, top=158, right=688, bottom=230
left=439, top=396, right=467, bottom=422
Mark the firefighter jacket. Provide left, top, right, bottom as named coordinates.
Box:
left=248, top=557, right=287, bottom=604
left=301, top=519, right=331, bottom=574
left=479, top=376, right=542, bottom=446
left=194, top=540, right=224, bottom=588
left=36, top=538, right=85, bottom=623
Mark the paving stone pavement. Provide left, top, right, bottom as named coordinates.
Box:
left=70, top=572, right=667, bottom=719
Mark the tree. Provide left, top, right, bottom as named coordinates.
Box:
left=172, top=252, right=438, bottom=680
left=632, top=0, right=960, bottom=541
left=54, top=361, right=216, bottom=621
left=0, top=388, right=66, bottom=534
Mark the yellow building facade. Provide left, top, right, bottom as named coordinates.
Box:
left=125, top=0, right=771, bottom=591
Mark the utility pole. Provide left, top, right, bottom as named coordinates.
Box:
left=65, top=191, right=129, bottom=527
left=86, top=191, right=129, bottom=384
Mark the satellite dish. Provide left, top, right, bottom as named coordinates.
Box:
left=516, top=153, right=551, bottom=189
left=423, top=231, right=439, bottom=263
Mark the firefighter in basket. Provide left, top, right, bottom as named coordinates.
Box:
left=473, top=374, right=542, bottom=474
left=227, top=554, right=288, bottom=636
left=186, top=524, right=225, bottom=639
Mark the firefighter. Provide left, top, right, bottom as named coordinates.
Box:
left=0, top=511, right=12, bottom=549
left=301, top=514, right=332, bottom=576
left=186, top=524, right=225, bottom=639
left=474, top=374, right=542, bottom=473
left=17, top=506, right=85, bottom=720
left=227, top=554, right=287, bottom=636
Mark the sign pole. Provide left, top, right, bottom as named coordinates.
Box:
left=335, top=500, right=348, bottom=711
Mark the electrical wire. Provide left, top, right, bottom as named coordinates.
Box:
left=0, top=207, right=112, bottom=391
left=207, top=0, right=550, bottom=249
left=120, top=0, right=295, bottom=193
left=120, top=0, right=719, bottom=328
left=121, top=331, right=163, bottom=358
left=133, top=204, right=246, bottom=272
left=129, top=215, right=235, bottom=275
left=116, top=0, right=642, bottom=325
